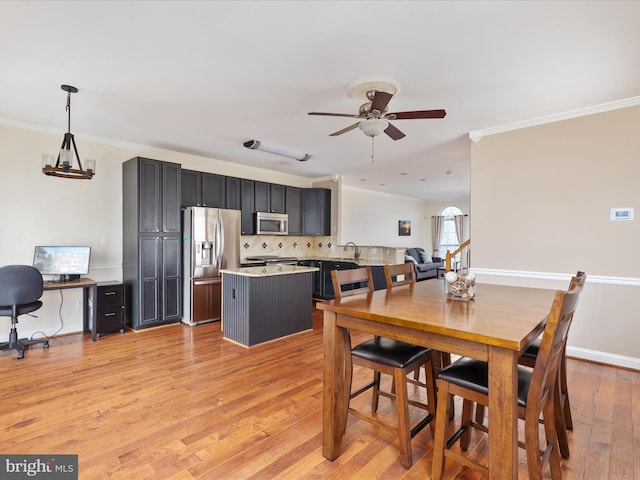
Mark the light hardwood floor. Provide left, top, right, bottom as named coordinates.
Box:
left=1, top=305, right=638, bottom=479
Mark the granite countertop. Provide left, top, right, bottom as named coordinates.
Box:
left=299, top=256, right=389, bottom=266
left=220, top=265, right=319, bottom=277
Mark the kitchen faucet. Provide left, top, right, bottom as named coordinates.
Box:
left=344, top=241, right=361, bottom=260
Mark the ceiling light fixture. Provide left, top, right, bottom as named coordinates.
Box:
left=358, top=118, right=389, bottom=165
left=358, top=118, right=388, bottom=137
left=243, top=140, right=310, bottom=161
left=42, top=85, right=95, bottom=180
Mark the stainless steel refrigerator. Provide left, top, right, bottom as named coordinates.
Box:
left=182, top=207, right=241, bottom=326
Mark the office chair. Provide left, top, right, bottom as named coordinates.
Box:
left=0, top=265, right=49, bottom=359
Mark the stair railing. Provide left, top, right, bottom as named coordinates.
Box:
left=445, top=239, right=471, bottom=272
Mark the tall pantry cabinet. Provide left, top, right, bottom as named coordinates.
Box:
left=123, top=157, right=182, bottom=329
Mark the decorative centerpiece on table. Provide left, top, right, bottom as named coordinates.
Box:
left=444, top=271, right=476, bottom=301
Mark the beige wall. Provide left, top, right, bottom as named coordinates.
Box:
left=471, top=106, right=640, bottom=367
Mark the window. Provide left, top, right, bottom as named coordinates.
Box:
left=438, top=206, right=463, bottom=261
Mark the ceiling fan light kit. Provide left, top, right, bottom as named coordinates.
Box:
left=243, top=140, right=310, bottom=162
left=358, top=118, right=389, bottom=137
left=308, top=76, right=446, bottom=141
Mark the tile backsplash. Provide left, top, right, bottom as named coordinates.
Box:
left=241, top=235, right=336, bottom=259
left=240, top=235, right=404, bottom=264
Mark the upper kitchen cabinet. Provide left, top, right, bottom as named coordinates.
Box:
left=240, top=179, right=255, bottom=235
left=254, top=181, right=286, bottom=214
left=285, top=186, right=303, bottom=236
left=225, top=176, right=241, bottom=210
left=181, top=169, right=201, bottom=208
left=202, top=173, right=226, bottom=207
left=303, top=188, right=331, bottom=236
left=180, top=170, right=226, bottom=208
left=134, top=158, right=181, bottom=233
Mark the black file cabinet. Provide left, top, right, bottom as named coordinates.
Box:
left=94, top=281, right=126, bottom=340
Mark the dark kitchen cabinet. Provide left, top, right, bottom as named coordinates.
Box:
left=181, top=169, right=201, bottom=208
left=123, top=157, right=182, bottom=330
left=135, top=158, right=181, bottom=234
left=240, top=179, right=255, bottom=235
left=201, top=173, right=225, bottom=207
left=285, top=186, right=303, bottom=235
left=181, top=170, right=225, bottom=208
left=180, top=167, right=328, bottom=236
left=254, top=181, right=286, bottom=214
left=303, top=188, right=331, bottom=236
left=225, top=176, right=241, bottom=210
left=270, top=184, right=286, bottom=213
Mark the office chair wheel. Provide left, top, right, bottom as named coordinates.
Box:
left=43, top=341, right=49, bottom=348
left=17, top=351, right=24, bottom=359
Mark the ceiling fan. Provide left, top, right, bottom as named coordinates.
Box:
left=308, top=77, right=446, bottom=141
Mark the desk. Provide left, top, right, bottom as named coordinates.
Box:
left=318, top=280, right=555, bottom=480
left=43, top=278, right=98, bottom=340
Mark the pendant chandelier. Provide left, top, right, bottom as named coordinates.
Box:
left=42, top=85, right=95, bottom=180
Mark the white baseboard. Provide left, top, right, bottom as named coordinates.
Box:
left=472, top=268, right=640, bottom=286
left=566, top=346, right=640, bottom=371
left=473, top=268, right=640, bottom=370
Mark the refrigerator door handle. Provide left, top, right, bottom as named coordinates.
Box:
left=214, top=211, right=224, bottom=271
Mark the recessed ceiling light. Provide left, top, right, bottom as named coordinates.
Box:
left=379, top=183, right=386, bottom=186
left=400, top=172, right=407, bottom=176
left=419, top=178, right=427, bottom=182
left=360, top=178, right=366, bottom=182
left=444, top=170, right=453, bottom=176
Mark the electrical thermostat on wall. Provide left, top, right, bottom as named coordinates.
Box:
left=610, top=207, right=634, bottom=221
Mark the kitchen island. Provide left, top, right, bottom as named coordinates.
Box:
left=220, top=265, right=318, bottom=347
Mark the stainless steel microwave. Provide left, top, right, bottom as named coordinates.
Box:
left=255, top=212, right=288, bottom=235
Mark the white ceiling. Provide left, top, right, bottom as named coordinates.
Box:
left=2, top=1, right=640, bottom=201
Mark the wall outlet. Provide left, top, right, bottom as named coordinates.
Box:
left=371, top=248, right=377, bottom=254
left=75, top=300, right=82, bottom=310
left=101, top=236, right=110, bottom=246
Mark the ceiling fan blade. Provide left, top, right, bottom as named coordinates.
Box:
left=329, top=122, right=360, bottom=136
left=370, top=91, right=393, bottom=114
left=308, top=112, right=360, bottom=118
left=384, top=122, right=405, bottom=140
left=388, top=109, right=447, bottom=120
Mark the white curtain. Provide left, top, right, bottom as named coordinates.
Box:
left=453, top=215, right=465, bottom=244
left=431, top=216, right=444, bottom=257
left=453, top=214, right=469, bottom=270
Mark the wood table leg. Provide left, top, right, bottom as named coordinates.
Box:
left=322, top=311, right=348, bottom=460
left=487, top=347, right=518, bottom=480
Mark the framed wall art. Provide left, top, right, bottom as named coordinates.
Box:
left=398, top=220, right=411, bottom=236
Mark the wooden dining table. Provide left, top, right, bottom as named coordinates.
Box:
left=318, top=279, right=556, bottom=480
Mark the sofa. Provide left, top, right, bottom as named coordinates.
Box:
left=404, top=247, right=444, bottom=281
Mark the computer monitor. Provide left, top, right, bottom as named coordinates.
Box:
left=33, top=246, right=91, bottom=282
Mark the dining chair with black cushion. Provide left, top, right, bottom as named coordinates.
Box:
left=331, top=266, right=437, bottom=469
left=517, top=270, right=586, bottom=458
left=431, top=284, right=583, bottom=480
left=384, top=263, right=453, bottom=386
left=0, top=265, right=49, bottom=359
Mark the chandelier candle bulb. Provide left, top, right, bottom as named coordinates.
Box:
left=60, top=149, right=72, bottom=167
left=42, top=154, right=54, bottom=169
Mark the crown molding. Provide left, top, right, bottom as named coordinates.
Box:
left=469, top=96, right=640, bottom=143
